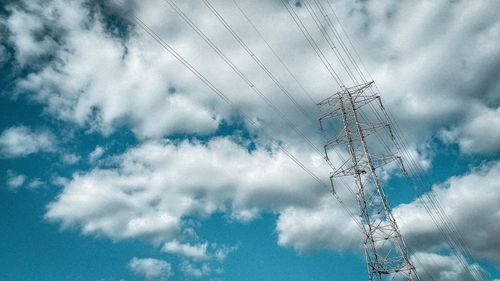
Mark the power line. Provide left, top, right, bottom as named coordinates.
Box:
left=280, top=0, right=344, bottom=89
left=124, top=8, right=364, bottom=230
left=202, top=0, right=318, bottom=127
left=231, top=0, right=318, bottom=106
left=165, top=0, right=326, bottom=160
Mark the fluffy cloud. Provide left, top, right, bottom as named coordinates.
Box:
left=6, top=170, right=26, bottom=189
left=128, top=257, right=172, bottom=281
left=1, top=1, right=496, bottom=195
left=0, top=126, right=55, bottom=157
left=162, top=240, right=237, bottom=263
left=3, top=2, right=59, bottom=64
left=45, top=137, right=328, bottom=243
left=6, top=0, right=499, bottom=155
left=317, top=0, right=500, bottom=156
left=45, top=137, right=327, bottom=280
left=413, top=252, right=482, bottom=281
left=61, top=153, right=80, bottom=165
left=180, top=261, right=213, bottom=279
left=276, top=161, right=500, bottom=279
left=162, top=240, right=209, bottom=261
left=395, top=161, right=500, bottom=264
left=452, top=106, right=500, bottom=154
left=276, top=196, right=360, bottom=253
left=89, top=146, right=105, bottom=163
left=28, top=178, right=43, bottom=189
left=11, top=0, right=224, bottom=139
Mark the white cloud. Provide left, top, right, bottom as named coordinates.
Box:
left=0, top=126, right=55, bottom=157
left=162, top=240, right=237, bottom=262
left=412, top=252, right=482, bottom=281
left=455, top=106, right=500, bottom=154
left=162, top=240, right=209, bottom=261
left=3, top=0, right=498, bottom=164
left=3, top=0, right=497, bottom=169
left=89, top=146, right=105, bottom=163
left=4, top=3, right=58, bottom=64
left=213, top=244, right=238, bottom=262
left=62, top=153, right=80, bottom=165
left=28, top=178, right=43, bottom=189
left=128, top=257, right=172, bottom=281
left=12, top=0, right=224, bottom=139
left=276, top=196, right=361, bottom=253
left=45, top=137, right=328, bottom=243
left=6, top=171, right=26, bottom=189
left=276, top=160, right=500, bottom=278
left=332, top=0, right=500, bottom=155
left=438, top=105, right=500, bottom=155
left=180, top=261, right=211, bottom=279
left=394, top=161, right=500, bottom=264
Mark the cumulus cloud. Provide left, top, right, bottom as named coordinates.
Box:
left=0, top=126, right=55, bottom=157
left=4, top=2, right=59, bottom=64
left=395, top=161, right=500, bottom=264
left=339, top=0, right=500, bottom=155
left=62, top=153, right=80, bottom=165
left=276, top=196, right=360, bottom=253
left=45, top=137, right=328, bottom=242
left=162, top=240, right=237, bottom=263
left=10, top=0, right=224, bottom=139
left=6, top=0, right=499, bottom=158
left=413, top=252, right=482, bottom=281
left=128, top=257, right=172, bottom=281
left=213, top=244, right=238, bottom=262
left=2, top=0, right=497, bottom=186
left=162, top=240, right=209, bottom=261
left=276, top=160, right=500, bottom=279
left=453, top=106, right=500, bottom=154
left=89, top=146, right=105, bottom=163
left=28, top=178, right=43, bottom=189
left=180, top=261, right=212, bottom=279
left=6, top=170, right=26, bottom=189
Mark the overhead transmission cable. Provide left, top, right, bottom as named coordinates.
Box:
left=165, top=0, right=365, bottom=216
left=166, top=0, right=365, bottom=209
left=121, top=7, right=364, bottom=229
left=280, top=0, right=345, bottom=89
left=201, top=0, right=318, bottom=127
left=231, top=0, right=317, bottom=106
left=164, top=0, right=326, bottom=160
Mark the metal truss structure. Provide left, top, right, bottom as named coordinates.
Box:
left=318, top=82, right=420, bottom=281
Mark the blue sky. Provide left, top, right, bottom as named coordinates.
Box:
left=1, top=1, right=500, bottom=280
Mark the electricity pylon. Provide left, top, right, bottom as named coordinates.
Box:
left=318, top=82, right=420, bottom=281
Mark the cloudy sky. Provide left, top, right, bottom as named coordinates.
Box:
left=1, top=0, right=499, bottom=280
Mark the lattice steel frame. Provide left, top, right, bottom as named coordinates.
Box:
left=318, top=82, right=420, bottom=281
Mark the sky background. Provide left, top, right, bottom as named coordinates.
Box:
left=1, top=0, right=500, bottom=280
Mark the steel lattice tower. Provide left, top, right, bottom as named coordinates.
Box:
left=318, top=82, right=420, bottom=281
